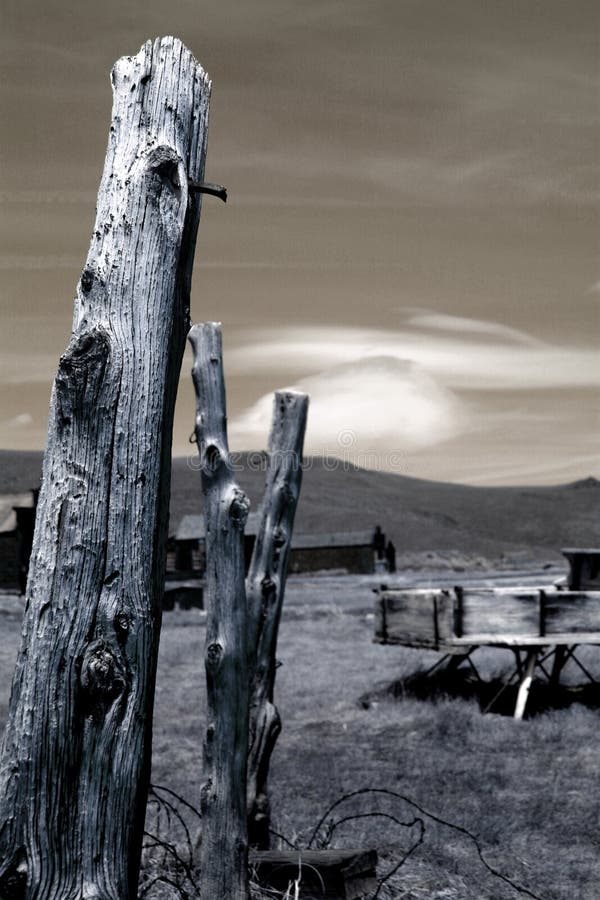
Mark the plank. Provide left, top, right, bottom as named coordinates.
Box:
left=449, top=633, right=600, bottom=647
left=542, top=590, right=600, bottom=635
left=460, top=588, right=541, bottom=638
left=249, top=849, right=378, bottom=900
left=375, top=590, right=448, bottom=648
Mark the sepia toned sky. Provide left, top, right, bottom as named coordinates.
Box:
left=1, top=0, right=598, bottom=485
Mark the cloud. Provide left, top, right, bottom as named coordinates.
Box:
left=226, top=313, right=599, bottom=475
left=226, top=321, right=600, bottom=392
left=2, top=412, right=34, bottom=429
left=404, top=311, right=544, bottom=346
left=0, top=353, right=57, bottom=385
left=0, top=255, right=82, bottom=271
left=230, top=355, right=465, bottom=456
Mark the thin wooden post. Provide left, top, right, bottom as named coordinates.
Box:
left=246, top=391, right=309, bottom=848
left=189, top=323, right=250, bottom=900
left=0, top=37, right=210, bottom=898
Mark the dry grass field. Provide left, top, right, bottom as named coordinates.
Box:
left=1, top=451, right=599, bottom=898
left=2, top=570, right=598, bottom=900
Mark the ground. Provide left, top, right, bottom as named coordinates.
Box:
left=2, top=564, right=597, bottom=899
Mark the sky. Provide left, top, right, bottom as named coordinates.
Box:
left=1, top=0, right=598, bottom=485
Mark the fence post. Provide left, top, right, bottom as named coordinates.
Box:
left=246, top=391, right=309, bottom=848
left=0, top=37, right=210, bottom=898
left=189, top=323, right=251, bottom=900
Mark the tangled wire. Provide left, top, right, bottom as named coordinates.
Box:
left=138, top=784, right=546, bottom=900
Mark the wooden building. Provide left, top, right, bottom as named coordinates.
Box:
left=562, top=548, right=600, bottom=590
left=0, top=490, right=38, bottom=593
left=288, top=530, right=376, bottom=574
left=169, top=513, right=379, bottom=577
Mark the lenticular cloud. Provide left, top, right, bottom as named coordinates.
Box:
left=230, top=355, right=465, bottom=459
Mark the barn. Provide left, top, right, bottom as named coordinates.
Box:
left=0, top=490, right=38, bottom=593
left=170, top=513, right=379, bottom=577
left=288, top=531, right=376, bottom=574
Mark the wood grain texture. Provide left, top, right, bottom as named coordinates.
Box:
left=0, top=37, right=210, bottom=899
left=460, top=589, right=541, bottom=638
left=376, top=588, right=600, bottom=649
left=542, top=590, right=600, bottom=634
left=189, top=323, right=250, bottom=900
left=374, top=590, right=448, bottom=649
left=245, top=391, right=308, bottom=848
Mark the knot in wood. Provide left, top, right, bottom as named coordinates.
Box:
left=114, top=611, right=131, bottom=641
left=229, top=488, right=250, bottom=528
left=59, top=328, right=111, bottom=375
left=144, top=145, right=184, bottom=200
left=206, top=641, right=223, bottom=667
left=0, top=853, right=27, bottom=899
left=80, top=641, right=126, bottom=708
left=202, top=442, right=223, bottom=475
left=56, top=327, right=111, bottom=427
left=80, top=267, right=95, bottom=294
left=261, top=576, right=276, bottom=608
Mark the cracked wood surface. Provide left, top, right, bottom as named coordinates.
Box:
left=0, top=37, right=210, bottom=899
left=189, top=323, right=250, bottom=900
left=246, top=391, right=308, bottom=848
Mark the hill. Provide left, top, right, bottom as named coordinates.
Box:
left=1, top=449, right=598, bottom=561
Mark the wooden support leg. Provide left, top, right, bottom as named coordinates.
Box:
left=514, top=649, right=539, bottom=720
left=549, top=645, right=567, bottom=689
left=446, top=648, right=475, bottom=674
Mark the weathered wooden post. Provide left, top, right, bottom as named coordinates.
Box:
left=189, top=323, right=250, bottom=900
left=246, top=391, right=309, bottom=848
left=0, top=37, right=210, bottom=898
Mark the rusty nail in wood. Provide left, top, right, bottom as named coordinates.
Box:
left=188, top=180, right=227, bottom=202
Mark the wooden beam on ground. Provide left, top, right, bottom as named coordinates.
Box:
left=249, top=849, right=378, bottom=900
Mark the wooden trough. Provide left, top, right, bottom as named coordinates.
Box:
left=375, top=587, right=600, bottom=718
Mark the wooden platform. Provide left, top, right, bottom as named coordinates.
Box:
left=374, top=587, right=600, bottom=718
left=249, top=849, right=378, bottom=900
left=375, top=588, right=600, bottom=649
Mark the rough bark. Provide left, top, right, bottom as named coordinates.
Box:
left=246, top=391, right=309, bottom=848
left=189, top=323, right=250, bottom=900
left=0, top=37, right=210, bottom=900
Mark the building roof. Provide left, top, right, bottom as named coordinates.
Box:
left=290, top=531, right=375, bottom=550
left=175, top=513, right=374, bottom=550
left=176, top=512, right=263, bottom=541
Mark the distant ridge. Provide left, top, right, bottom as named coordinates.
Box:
left=1, top=449, right=598, bottom=559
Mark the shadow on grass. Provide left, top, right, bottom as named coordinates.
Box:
left=359, top=665, right=600, bottom=718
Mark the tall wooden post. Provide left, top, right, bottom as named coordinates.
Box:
left=0, top=37, right=210, bottom=899
left=246, top=391, right=308, bottom=848
left=189, top=323, right=250, bottom=900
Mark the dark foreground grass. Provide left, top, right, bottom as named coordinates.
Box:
left=149, top=601, right=599, bottom=900
left=1, top=589, right=599, bottom=899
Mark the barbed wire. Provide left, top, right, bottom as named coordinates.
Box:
left=138, top=782, right=545, bottom=900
